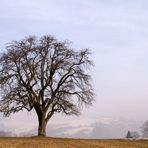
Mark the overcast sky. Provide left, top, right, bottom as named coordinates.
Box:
left=0, top=0, right=148, bottom=137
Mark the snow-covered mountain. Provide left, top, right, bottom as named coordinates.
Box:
left=18, top=117, right=142, bottom=138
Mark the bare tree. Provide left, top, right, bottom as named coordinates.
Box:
left=0, top=35, right=94, bottom=137
left=142, top=120, right=148, bottom=138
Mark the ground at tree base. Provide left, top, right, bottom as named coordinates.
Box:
left=0, top=137, right=148, bottom=148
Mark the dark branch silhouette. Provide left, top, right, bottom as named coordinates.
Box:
left=0, top=35, right=94, bottom=136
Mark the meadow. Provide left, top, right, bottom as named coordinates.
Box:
left=0, top=137, right=148, bottom=148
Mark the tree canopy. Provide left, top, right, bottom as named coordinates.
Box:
left=0, top=35, right=94, bottom=136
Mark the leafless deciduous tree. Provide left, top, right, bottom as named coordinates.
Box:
left=142, top=120, right=148, bottom=138
left=0, top=35, right=94, bottom=136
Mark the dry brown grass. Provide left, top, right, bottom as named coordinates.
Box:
left=0, top=137, right=148, bottom=148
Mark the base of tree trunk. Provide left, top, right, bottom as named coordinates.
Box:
left=38, top=130, right=46, bottom=137
left=38, top=125, right=46, bottom=137
left=38, top=134, right=46, bottom=137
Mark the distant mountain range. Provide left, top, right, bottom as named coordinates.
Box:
left=18, top=117, right=142, bottom=138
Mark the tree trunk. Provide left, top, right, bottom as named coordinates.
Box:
left=38, top=114, right=47, bottom=137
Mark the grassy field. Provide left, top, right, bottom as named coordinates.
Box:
left=0, top=137, right=148, bottom=148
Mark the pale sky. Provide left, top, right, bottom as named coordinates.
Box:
left=0, top=0, right=148, bottom=138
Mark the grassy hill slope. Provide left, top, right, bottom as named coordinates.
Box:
left=0, top=137, right=148, bottom=148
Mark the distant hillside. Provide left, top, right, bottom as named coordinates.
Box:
left=19, top=117, right=141, bottom=138
left=1, top=117, right=142, bottom=138
left=0, top=131, right=13, bottom=137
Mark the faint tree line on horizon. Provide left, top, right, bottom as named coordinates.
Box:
left=126, top=120, right=148, bottom=139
